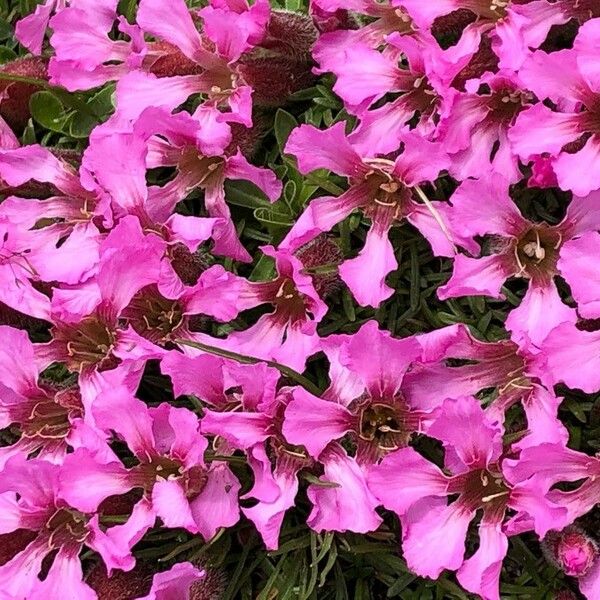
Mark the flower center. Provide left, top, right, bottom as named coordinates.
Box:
left=451, top=468, right=510, bottom=513
left=487, top=86, right=533, bottom=124
left=54, top=317, right=119, bottom=373
left=514, top=225, right=561, bottom=282
left=272, top=278, right=310, bottom=324
left=463, top=0, right=509, bottom=20
left=359, top=403, right=404, bottom=449
left=564, top=0, right=600, bottom=21
left=179, top=149, right=225, bottom=189
left=46, top=508, right=89, bottom=548
left=362, top=160, right=411, bottom=221
left=20, top=400, right=73, bottom=440
left=123, top=285, right=184, bottom=344
left=137, top=456, right=208, bottom=500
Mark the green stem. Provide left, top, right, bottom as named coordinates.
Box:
left=175, top=338, right=323, bottom=397
left=0, top=72, right=51, bottom=88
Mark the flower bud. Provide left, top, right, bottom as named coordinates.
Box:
left=295, top=235, right=343, bottom=299
left=0, top=56, right=48, bottom=131
left=237, top=11, right=318, bottom=107
left=543, top=527, right=598, bottom=578
left=0, top=530, right=37, bottom=566
left=86, top=563, right=152, bottom=599
left=189, top=565, right=226, bottom=599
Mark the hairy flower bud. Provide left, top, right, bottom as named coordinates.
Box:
left=237, top=10, right=318, bottom=106
left=86, top=563, right=152, bottom=599
left=295, top=235, right=343, bottom=299
left=0, top=56, right=48, bottom=131
left=543, top=527, right=598, bottom=577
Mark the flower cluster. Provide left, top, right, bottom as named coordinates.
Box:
left=1, top=0, right=600, bottom=598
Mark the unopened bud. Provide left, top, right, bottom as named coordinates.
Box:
left=147, top=41, right=204, bottom=78
left=543, top=526, right=598, bottom=578
left=295, top=235, right=343, bottom=299
left=0, top=56, right=48, bottom=131
left=237, top=11, right=318, bottom=107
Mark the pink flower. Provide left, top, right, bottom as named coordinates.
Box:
left=48, top=0, right=146, bottom=91
left=125, top=0, right=270, bottom=126
left=0, top=325, right=111, bottom=468
left=0, top=456, right=135, bottom=599
left=60, top=387, right=241, bottom=542
left=318, top=32, right=464, bottom=156
left=195, top=245, right=327, bottom=371
left=126, top=106, right=281, bottom=262
left=436, top=71, right=533, bottom=183
left=0, top=144, right=104, bottom=290
left=283, top=122, right=452, bottom=307
left=439, top=176, right=600, bottom=349
left=510, top=20, right=600, bottom=195
left=283, top=320, right=424, bottom=463
left=405, top=323, right=568, bottom=450
left=179, top=358, right=311, bottom=549
left=369, top=396, right=566, bottom=599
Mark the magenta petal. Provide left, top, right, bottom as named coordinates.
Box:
left=152, top=478, right=198, bottom=532
left=29, top=547, right=95, bottom=600
left=580, top=558, right=600, bottom=600
left=92, top=387, right=156, bottom=457
left=438, top=254, right=513, bottom=300
left=447, top=175, right=525, bottom=239
left=285, top=122, right=365, bottom=177
left=339, top=221, right=396, bottom=308
left=242, top=468, right=299, bottom=551
left=59, top=450, right=133, bottom=513
left=190, top=462, right=240, bottom=539
left=15, top=0, right=54, bottom=54
left=540, top=323, right=600, bottom=393
left=201, top=409, right=271, bottom=449
left=505, top=280, right=576, bottom=350
left=456, top=519, right=508, bottom=600
left=225, top=151, right=282, bottom=202
left=307, top=444, right=382, bottom=533
left=280, top=183, right=367, bottom=252
left=402, top=499, right=474, bottom=579
left=555, top=136, right=600, bottom=196
left=368, top=447, right=449, bottom=515
left=137, top=0, right=207, bottom=64
left=138, top=562, right=205, bottom=600
left=282, top=388, right=353, bottom=458
left=0, top=537, right=48, bottom=598
left=428, top=397, right=502, bottom=469
left=559, top=233, right=600, bottom=319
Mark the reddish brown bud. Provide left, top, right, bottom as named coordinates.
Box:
left=431, top=9, right=477, bottom=49
left=189, top=565, right=226, bottom=599
left=543, top=526, right=598, bottom=577
left=227, top=112, right=272, bottom=159
left=146, top=41, right=204, bottom=78
left=87, top=563, right=153, bottom=600
left=295, top=235, right=343, bottom=299
left=237, top=11, right=318, bottom=107
left=0, top=56, right=48, bottom=131
left=0, top=530, right=37, bottom=566
left=451, top=34, right=499, bottom=91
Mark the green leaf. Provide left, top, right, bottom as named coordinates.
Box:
left=274, top=108, right=298, bottom=152
left=29, top=91, right=66, bottom=132
left=0, top=46, right=16, bottom=64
